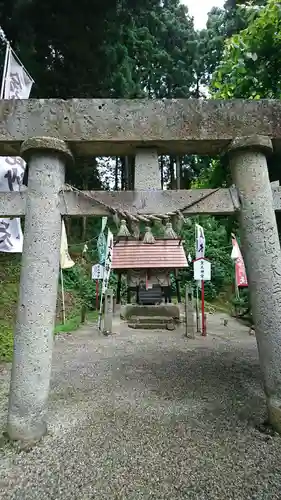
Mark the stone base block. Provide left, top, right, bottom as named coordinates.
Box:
left=120, top=304, right=180, bottom=322
left=268, top=402, right=281, bottom=434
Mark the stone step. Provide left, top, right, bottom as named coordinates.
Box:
left=121, top=304, right=180, bottom=321
left=128, top=321, right=176, bottom=331
left=130, top=315, right=174, bottom=324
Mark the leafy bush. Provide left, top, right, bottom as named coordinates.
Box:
left=231, top=288, right=250, bottom=317
left=0, top=254, right=97, bottom=361
left=0, top=327, right=13, bottom=361
left=179, top=216, right=233, bottom=301
left=61, top=263, right=97, bottom=310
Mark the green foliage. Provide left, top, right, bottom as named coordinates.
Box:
left=179, top=217, right=233, bottom=301
left=0, top=255, right=21, bottom=361
left=205, top=0, right=281, bottom=197
left=0, top=0, right=196, bottom=100
left=231, top=288, right=251, bottom=320
left=0, top=252, right=97, bottom=361
left=0, top=327, right=13, bottom=361
left=54, top=310, right=98, bottom=334
left=61, top=263, right=96, bottom=311
left=195, top=3, right=251, bottom=90
left=212, top=0, right=281, bottom=99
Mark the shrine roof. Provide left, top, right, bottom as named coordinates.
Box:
left=112, top=239, right=188, bottom=270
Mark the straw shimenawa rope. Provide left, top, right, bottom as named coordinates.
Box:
left=62, top=184, right=185, bottom=224
left=61, top=184, right=224, bottom=229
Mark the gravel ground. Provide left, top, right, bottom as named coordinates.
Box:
left=0, top=313, right=281, bottom=499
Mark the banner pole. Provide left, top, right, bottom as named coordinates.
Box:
left=96, top=279, right=99, bottom=310
left=201, top=280, right=206, bottom=336
left=196, top=284, right=200, bottom=332
left=98, top=294, right=104, bottom=330
left=0, top=42, right=10, bottom=99
left=60, top=267, right=66, bottom=325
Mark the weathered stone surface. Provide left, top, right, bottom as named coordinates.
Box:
left=62, top=189, right=238, bottom=216
left=20, top=136, right=73, bottom=165
left=2, top=185, right=281, bottom=217
left=121, top=304, right=180, bottom=321
left=103, top=289, right=113, bottom=335
left=135, top=149, right=161, bottom=190
left=127, top=321, right=176, bottom=330
left=2, top=99, right=281, bottom=155
left=229, top=135, right=281, bottom=433
left=229, top=135, right=273, bottom=154
left=7, top=139, right=69, bottom=443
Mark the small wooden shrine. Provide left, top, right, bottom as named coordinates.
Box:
left=112, top=218, right=188, bottom=305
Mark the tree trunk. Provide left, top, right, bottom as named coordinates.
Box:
left=169, top=156, right=175, bottom=189
left=81, top=180, right=88, bottom=241
left=117, top=273, right=122, bottom=304
left=121, top=157, right=125, bottom=190
left=128, top=155, right=135, bottom=190
left=115, top=156, right=119, bottom=190
left=65, top=217, right=72, bottom=240
left=160, top=155, right=164, bottom=189
left=81, top=304, right=86, bottom=324
left=124, top=156, right=129, bottom=190
left=176, top=156, right=181, bottom=190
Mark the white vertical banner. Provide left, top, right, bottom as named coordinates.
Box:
left=60, top=221, right=74, bottom=325
left=195, top=223, right=205, bottom=259
left=0, top=44, right=34, bottom=253
left=3, top=45, right=33, bottom=99
left=60, top=221, right=75, bottom=270
left=195, top=223, right=205, bottom=290
left=98, top=229, right=114, bottom=329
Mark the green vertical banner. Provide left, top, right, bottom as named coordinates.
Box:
left=97, top=216, right=108, bottom=265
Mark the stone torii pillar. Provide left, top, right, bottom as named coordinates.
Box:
left=229, top=135, right=281, bottom=431
left=7, top=137, right=72, bottom=442
left=134, top=149, right=161, bottom=190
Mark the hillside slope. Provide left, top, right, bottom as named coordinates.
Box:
left=0, top=254, right=82, bottom=361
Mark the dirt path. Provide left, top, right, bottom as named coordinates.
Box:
left=0, top=313, right=280, bottom=499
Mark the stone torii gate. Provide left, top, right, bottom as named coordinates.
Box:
left=1, top=98, right=281, bottom=443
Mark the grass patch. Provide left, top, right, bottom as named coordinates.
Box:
left=0, top=255, right=21, bottom=361
left=0, top=324, right=13, bottom=361
left=54, top=310, right=98, bottom=334
left=207, top=299, right=232, bottom=314
left=0, top=254, right=98, bottom=362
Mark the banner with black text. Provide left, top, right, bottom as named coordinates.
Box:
left=0, top=44, right=33, bottom=252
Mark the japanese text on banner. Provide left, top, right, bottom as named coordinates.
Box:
left=101, top=230, right=114, bottom=294
left=231, top=235, right=248, bottom=287
left=0, top=45, right=33, bottom=253
left=195, top=223, right=205, bottom=259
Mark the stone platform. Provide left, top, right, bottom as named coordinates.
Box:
left=120, top=304, right=181, bottom=331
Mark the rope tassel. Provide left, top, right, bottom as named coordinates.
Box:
left=164, top=221, right=177, bottom=239
left=113, top=211, right=120, bottom=228
left=143, top=226, right=155, bottom=244
left=117, top=219, right=131, bottom=237
left=174, top=211, right=185, bottom=233
left=131, top=221, right=140, bottom=239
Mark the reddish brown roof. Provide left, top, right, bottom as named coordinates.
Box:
left=112, top=239, right=188, bottom=269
